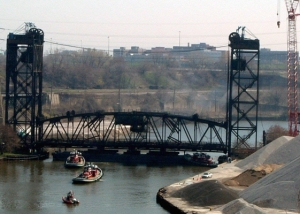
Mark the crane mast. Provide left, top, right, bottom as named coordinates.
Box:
left=284, top=0, right=299, bottom=136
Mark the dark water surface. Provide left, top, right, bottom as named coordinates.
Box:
left=0, top=159, right=206, bottom=214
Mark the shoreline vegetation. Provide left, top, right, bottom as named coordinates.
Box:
left=41, top=88, right=288, bottom=123
left=0, top=151, right=50, bottom=160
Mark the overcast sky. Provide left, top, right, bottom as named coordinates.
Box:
left=0, top=0, right=291, bottom=54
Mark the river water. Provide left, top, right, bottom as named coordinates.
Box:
left=0, top=120, right=288, bottom=214
left=0, top=159, right=207, bottom=214
left=236, top=120, right=288, bottom=146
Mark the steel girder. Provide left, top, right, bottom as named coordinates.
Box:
left=37, top=111, right=227, bottom=153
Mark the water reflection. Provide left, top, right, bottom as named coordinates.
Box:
left=0, top=160, right=205, bottom=214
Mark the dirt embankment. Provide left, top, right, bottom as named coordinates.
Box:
left=223, top=164, right=282, bottom=187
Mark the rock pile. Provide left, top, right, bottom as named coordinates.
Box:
left=170, top=180, right=239, bottom=207
left=217, top=198, right=267, bottom=214
left=235, top=136, right=294, bottom=170
left=234, top=135, right=300, bottom=212
left=240, top=154, right=300, bottom=211
left=162, top=135, right=300, bottom=213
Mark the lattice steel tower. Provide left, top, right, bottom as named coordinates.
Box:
left=227, top=27, right=260, bottom=157
left=284, top=0, right=299, bottom=136
left=5, top=24, right=44, bottom=147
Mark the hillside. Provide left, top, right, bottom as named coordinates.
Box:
left=0, top=51, right=289, bottom=119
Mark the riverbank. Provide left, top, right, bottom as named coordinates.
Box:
left=156, top=161, right=244, bottom=213
left=156, top=160, right=297, bottom=214
left=0, top=152, right=49, bottom=161
left=156, top=135, right=300, bottom=213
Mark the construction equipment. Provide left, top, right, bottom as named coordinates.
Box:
left=278, top=0, right=299, bottom=136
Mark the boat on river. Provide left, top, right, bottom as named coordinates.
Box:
left=184, top=152, right=218, bottom=168
left=62, top=190, right=79, bottom=204
left=62, top=196, right=80, bottom=204
left=72, top=164, right=103, bottom=183
left=64, top=150, right=85, bottom=168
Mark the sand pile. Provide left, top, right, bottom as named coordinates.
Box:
left=240, top=156, right=300, bottom=211
left=232, top=135, right=300, bottom=212
left=224, top=164, right=282, bottom=187
left=235, top=136, right=294, bottom=170
left=217, top=198, right=267, bottom=214
left=170, top=180, right=239, bottom=207
left=218, top=135, right=300, bottom=213
left=162, top=135, right=300, bottom=213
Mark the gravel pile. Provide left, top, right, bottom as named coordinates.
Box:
left=235, top=135, right=300, bottom=212
left=240, top=155, right=300, bottom=211
left=167, top=135, right=300, bottom=213
left=170, top=180, right=239, bottom=207
left=217, top=198, right=267, bottom=214
left=235, top=136, right=294, bottom=170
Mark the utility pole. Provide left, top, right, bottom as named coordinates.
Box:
left=0, top=81, right=3, bottom=124
left=172, top=88, right=175, bottom=112
left=118, top=87, right=121, bottom=112
left=108, top=36, right=110, bottom=56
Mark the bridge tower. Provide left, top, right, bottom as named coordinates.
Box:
left=5, top=24, right=44, bottom=147
left=227, top=27, right=260, bottom=157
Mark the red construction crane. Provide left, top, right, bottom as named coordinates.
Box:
left=278, top=0, right=299, bottom=136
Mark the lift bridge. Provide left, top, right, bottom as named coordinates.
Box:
left=4, top=25, right=259, bottom=156
left=36, top=111, right=227, bottom=153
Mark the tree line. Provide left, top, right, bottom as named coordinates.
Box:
left=42, top=48, right=230, bottom=90
left=0, top=48, right=291, bottom=154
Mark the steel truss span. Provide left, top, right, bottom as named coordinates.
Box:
left=36, top=111, right=227, bottom=153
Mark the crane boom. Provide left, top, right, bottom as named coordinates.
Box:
left=285, top=0, right=299, bottom=136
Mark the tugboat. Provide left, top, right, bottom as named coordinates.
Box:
left=72, top=163, right=103, bottom=183
left=184, top=152, right=218, bottom=168
left=64, top=150, right=85, bottom=168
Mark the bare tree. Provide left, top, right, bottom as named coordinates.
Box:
left=265, top=125, right=289, bottom=144
left=0, top=125, right=20, bottom=153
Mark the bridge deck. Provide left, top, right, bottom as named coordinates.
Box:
left=31, top=111, right=228, bottom=153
